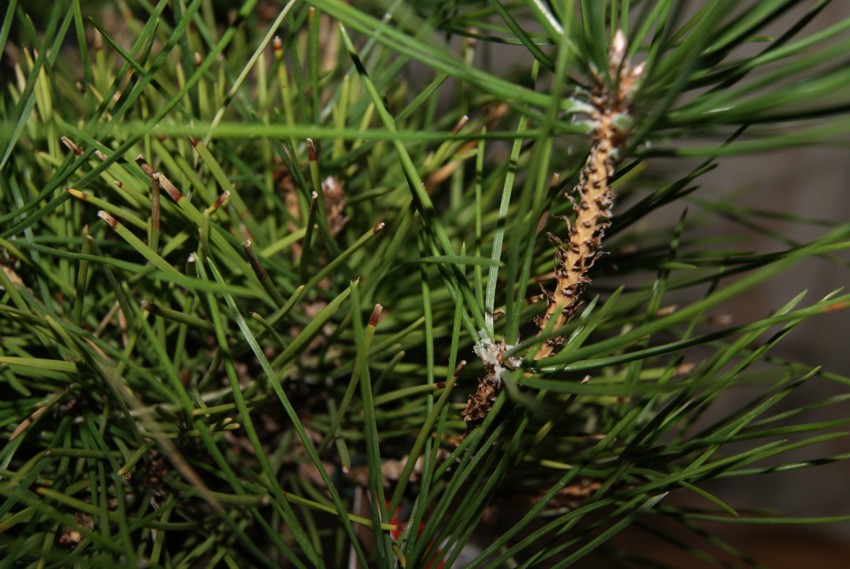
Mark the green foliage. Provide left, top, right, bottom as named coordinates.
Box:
left=2, top=0, right=850, bottom=567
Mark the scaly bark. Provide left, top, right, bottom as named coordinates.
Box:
left=534, top=29, right=643, bottom=360
left=463, top=30, right=644, bottom=428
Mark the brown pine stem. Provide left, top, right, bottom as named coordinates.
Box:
left=463, top=30, right=643, bottom=428
left=533, top=30, right=643, bottom=361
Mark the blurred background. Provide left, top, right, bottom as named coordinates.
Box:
left=617, top=3, right=850, bottom=566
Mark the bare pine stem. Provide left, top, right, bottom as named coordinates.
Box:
left=463, top=30, right=644, bottom=427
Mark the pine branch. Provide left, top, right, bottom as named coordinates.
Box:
left=463, top=30, right=644, bottom=428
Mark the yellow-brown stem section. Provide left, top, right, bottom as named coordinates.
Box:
left=533, top=116, right=617, bottom=361
left=462, top=30, right=642, bottom=428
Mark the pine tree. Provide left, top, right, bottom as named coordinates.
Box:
left=2, top=1, right=850, bottom=566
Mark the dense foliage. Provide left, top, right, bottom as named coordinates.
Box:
left=2, top=1, right=850, bottom=567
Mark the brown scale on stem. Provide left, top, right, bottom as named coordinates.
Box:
left=463, top=30, right=644, bottom=428
left=533, top=29, right=643, bottom=362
